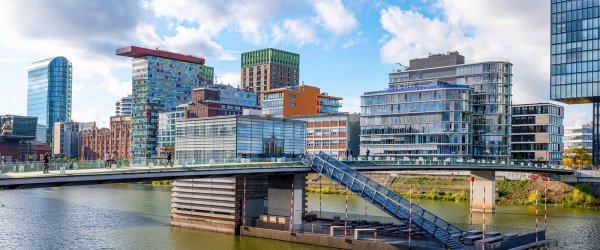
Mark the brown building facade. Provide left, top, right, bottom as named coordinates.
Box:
left=187, top=84, right=259, bottom=118
left=240, top=48, right=300, bottom=96
left=261, top=85, right=342, bottom=118
left=79, top=115, right=132, bottom=160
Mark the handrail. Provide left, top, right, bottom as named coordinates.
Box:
left=307, top=152, right=463, bottom=248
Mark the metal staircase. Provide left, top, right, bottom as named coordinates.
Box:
left=306, top=152, right=464, bottom=249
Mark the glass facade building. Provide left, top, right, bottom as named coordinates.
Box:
left=27, top=56, right=72, bottom=145
left=564, top=123, right=593, bottom=150
left=511, top=103, right=564, bottom=166
left=117, top=46, right=213, bottom=159
left=175, top=115, right=306, bottom=161
left=385, top=53, right=513, bottom=162
left=361, top=81, right=473, bottom=160
left=157, top=105, right=187, bottom=154
left=551, top=0, right=600, bottom=164
left=0, top=115, right=38, bottom=139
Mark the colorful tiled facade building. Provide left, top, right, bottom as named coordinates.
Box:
left=262, top=85, right=342, bottom=117
left=241, top=48, right=299, bottom=96
left=78, top=115, right=132, bottom=160
left=116, top=46, right=214, bottom=159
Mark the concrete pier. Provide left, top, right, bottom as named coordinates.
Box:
left=470, top=170, right=496, bottom=213
left=171, top=173, right=306, bottom=234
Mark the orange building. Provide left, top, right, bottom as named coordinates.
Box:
left=261, top=85, right=342, bottom=117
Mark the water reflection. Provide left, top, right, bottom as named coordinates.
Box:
left=0, top=185, right=597, bottom=250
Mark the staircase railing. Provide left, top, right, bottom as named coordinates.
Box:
left=306, top=151, right=464, bottom=249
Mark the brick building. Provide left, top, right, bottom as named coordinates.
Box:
left=240, top=48, right=299, bottom=96
left=79, top=116, right=131, bottom=160
left=187, top=84, right=259, bottom=118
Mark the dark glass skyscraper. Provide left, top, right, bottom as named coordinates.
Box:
left=550, top=0, right=600, bottom=164
left=27, top=56, right=72, bottom=145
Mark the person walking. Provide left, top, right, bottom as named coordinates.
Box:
left=104, top=152, right=111, bottom=168
left=366, top=149, right=370, bottom=159
left=165, top=151, right=173, bottom=167
left=42, top=153, right=50, bottom=174
left=345, top=148, right=350, bottom=160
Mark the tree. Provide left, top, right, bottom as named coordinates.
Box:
left=563, top=147, right=592, bottom=169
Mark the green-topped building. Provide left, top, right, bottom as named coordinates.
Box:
left=241, top=48, right=299, bottom=96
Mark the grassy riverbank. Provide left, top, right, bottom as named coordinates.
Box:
left=306, top=174, right=600, bottom=208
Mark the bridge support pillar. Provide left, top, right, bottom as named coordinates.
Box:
left=171, top=175, right=268, bottom=234
left=470, top=170, right=496, bottom=213
left=267, top=173, right=306, bottom=231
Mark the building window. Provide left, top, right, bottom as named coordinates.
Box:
left=288, top=102, right=296, bottom=107
left=288, top=94, right=296, bottom=98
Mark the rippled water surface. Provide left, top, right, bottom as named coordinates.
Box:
left=0, top=184, right=598, bottom=249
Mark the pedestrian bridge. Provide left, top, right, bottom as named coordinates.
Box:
left=0, top=154, right=567, bottom=249
left=0, top=157, right=572, bottom=189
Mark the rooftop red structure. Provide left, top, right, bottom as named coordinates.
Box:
left=116, top=46, right=205, bottom=65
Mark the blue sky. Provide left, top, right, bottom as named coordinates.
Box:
left=0, top=0, right=592, bottom=128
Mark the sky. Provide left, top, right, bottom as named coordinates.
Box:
left=0, top=0, right=592, bottom=128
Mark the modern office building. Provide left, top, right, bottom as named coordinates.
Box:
left=240, top=48, right=300, bottom=95
left=115, top=95, right=133, bottom=116
left=78, top=116, right=131, bottom=160
left=53, top=121, right=95, bottom=159
left=564, top=123, right=593, bottom=150
left=175, top=115, right=306, bottom=161
left=27, top=56, right=72, bottom=145
left=0, top=115, right=48, bottom=162
left=550, top=0, right=600, bottom=164
left=386, top=52, right=512, bottom=162
left=360, top=80, right=473, bottom=160
left=511, top=103, right=564, bottom=166
left=262, top=85, right=342, bottom=117
left=291, top=113, right=360, bottom=159
left=157, top=104, right=187, bottom=156
left=187, top=84, right=260, bottom=118
left=1, top=115, right=38, bottom=139
left=116, top=46, right=213, bottom=159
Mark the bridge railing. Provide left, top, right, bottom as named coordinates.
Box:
left=0, top=157, right=306, bottom=177
left=339, top=156, right=566, bottom=170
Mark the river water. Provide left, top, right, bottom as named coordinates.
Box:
left=0, top=184, right=598, bottom=250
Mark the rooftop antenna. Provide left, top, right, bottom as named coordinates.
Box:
left=155, top=46, right=160, bottom=50
left=396, top=63, right=408, bottom=71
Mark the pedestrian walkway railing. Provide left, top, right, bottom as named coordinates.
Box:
left=337, top=156, right=566, bottom=170
left=0, top=158, right=306, bottom=178
left=306, top=151, right=464, bottom=249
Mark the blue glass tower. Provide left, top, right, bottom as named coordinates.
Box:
left=550, top=0, right=600, bottom=164
left=27, top=56, right=72, bottom=145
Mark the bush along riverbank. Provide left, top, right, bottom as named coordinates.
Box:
left=306, top=174, right=600, bottom=208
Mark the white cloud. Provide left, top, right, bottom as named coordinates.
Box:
left=313, top=0, right=358, bottom=35
left=72, top=108, right=107, bottom=127
left=273, top=19, right=318, bottom=46
left=217, top=72, right=241, bottom=87
left=379, top=0, right=550, bottom=104
left=103, top=77, right=132, bottom=96
left=340, top=97, right=361, bottom=113
left=341, top=31, right=367, bottom=49
left=150, top=0, right=296, bottom=46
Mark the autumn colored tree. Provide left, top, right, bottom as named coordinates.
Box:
left=563, top=147, right=592, bottom=169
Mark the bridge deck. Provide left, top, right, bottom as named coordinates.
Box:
left=0, top=159, right=572, bottom=189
